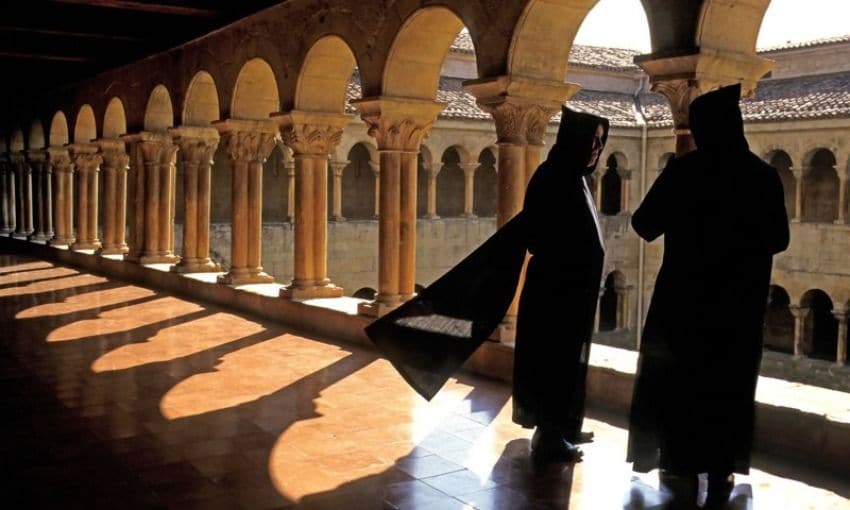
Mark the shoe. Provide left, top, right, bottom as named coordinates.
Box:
left=569, top=430, right=595, bottom=444
left=530, top=428, right=583, bottom=464
left=703, top=473, right=734, bottom=509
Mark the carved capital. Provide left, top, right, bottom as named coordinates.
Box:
left=330, top=160, right=348, bottom=177
left=47, top=147, right=73, bottom=174
left=26, top=150, right=47, bottom=164
left=651, top=79, right=704, bottom=131
left=97, top=139, right=130, bottom=172
left=71, top=149, right=103, bottom=173
left=213, top=118, right=278, bottom=163
left=169, top=126, right=220, bottom=168
left=352, top=97, right=445, bottom=152
left=274, top=111, right=351, bottom=156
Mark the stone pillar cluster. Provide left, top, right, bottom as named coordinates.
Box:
left=48, top=147, right=75, bottom=247
left=96, top=139, right=130, bottom=255
left=69, top=145, right=103, bottom=251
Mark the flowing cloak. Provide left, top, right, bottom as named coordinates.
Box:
left=626, top=84, right=790, bottom=475
left=365, top=108, right=609, bottom=421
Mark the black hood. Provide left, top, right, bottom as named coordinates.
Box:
left=545, top=106, right=610, bottom=176
left=689, top=83, right=749, bottom=153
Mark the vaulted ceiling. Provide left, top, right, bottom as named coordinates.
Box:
left=3, top=1, right=284, bottom=117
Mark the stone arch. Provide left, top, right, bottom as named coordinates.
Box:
left=697, top=0, right=771, bottom=55
left=342, top=142, right=377, bottom=220
left=508, top=0, right=599, bottom=82
left=232, top=58, right=279, bottom=120
left=28, top=120, right=45, bottom=150
left=295, top=35, right=357, bottom=113
left=601, top=152, right=626, bottom=216
left=383, top=6, right=466, bottom=99
left=352, top=287, right=377, bottom=300
left=801, top=148, right=838, bottom=223
left=49, top=112, right=69, bottom=147
left=764, top=284, right=794, bottom=354
left=766, top=149, right=795, bottom=217
left=103, top=97, right=128, bottom=139
left=437, top=146, right=466, bottom=218
left=9, top=128, right=24, bottom=152
left=599, top=271, right=626, bottom=332
left=183, top=71, right=220, bottom=127
left=800, top=289, right=838, bottom=361
left=474, top=147, right=498, bottom=218
left=144, top=85, right=174, bottom=132
left=73, top=105, right=97, bottom=144
left=416, top=144, right=434, bottom=218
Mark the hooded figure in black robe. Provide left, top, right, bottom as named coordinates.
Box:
left=365, top=108, right=609, bottom=460
left=626, top=84, right=789, bottom=506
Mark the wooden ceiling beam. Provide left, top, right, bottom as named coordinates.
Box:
left=0, top=26, right=143, bottom=42
left=0, top=51, right=93, bottom=63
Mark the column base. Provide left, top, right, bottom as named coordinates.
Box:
left=834, top=219, right=847, bottom=225
left=0, top=229, right=12, bottom=235
left=423, top=214, right=441, bottom=220
left=140, top=253, right=180, bottom=265
left=49, top=237, right=75, bottom=247
left=28, top=232, right=49, bottom=242
left=97, top=245, right=130, bottom=256
left=217, top=270, right=274, bottom=285
left=461, top=213, right=477, bottom=219
left=280, top=282, right=345, bottom=300
left=71, top=241, right=102, bottom=251
left=172, top=258, right=221, bottom=274
left=330, top=216, right=347, bottom=222
left=12, top=233, right=29, bottom=240
left=358, top=295, right=402, bottom=318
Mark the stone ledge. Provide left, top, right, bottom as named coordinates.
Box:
left=1, top=236, right=848, bottom=476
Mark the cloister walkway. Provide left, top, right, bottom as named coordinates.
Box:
left=1, top=253, right=848, bottom=509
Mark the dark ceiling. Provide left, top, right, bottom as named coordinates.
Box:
left=3, top=0, right=285, bottom=119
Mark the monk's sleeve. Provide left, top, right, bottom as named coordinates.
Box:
left=632, top=160, right=673, bottom=242
left=766, top=169, right=790, bottom=255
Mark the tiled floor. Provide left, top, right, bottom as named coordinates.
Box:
left=0, top=254, right=848, bottom=509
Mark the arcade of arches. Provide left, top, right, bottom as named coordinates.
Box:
left=1, top=4, right=850, bottom=383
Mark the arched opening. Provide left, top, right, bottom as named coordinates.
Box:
left=473, top=148, right=497, bottom=218
left=601, top=153, right=623, bottom=216
left=767, top=150, right=795, bottom=217
left=295, top=36, right=357, bottom=113
left=599, top=272, right=624, bottom=332
left=416, top=145, right=433, bottom=218
left=28, top=120, right=45, bottom=150
left=262, top=144, right=288, bottom=222
left=352, top=287, right=377, bottom=300
left=10, top=129, right=24, bottom=152
left=73, top=105, right=97, bottom=144
left=436, top=147, right=465, bottom=218
left=231, top=58, right=279, bottom=120
left=342, top=143, right=376, bottom=220
left=764, top=285, right=794, bottom=354
left=383, top=7, right=466, bottom=99
left=802, top=149, right=839, bottom=223
left=801, top=289, right=838, bottom=361
left=49, top=112, right=69, bottom=147
left=183, top=71, right=220, bottom=126
left=144, top=85, right=174, bottom=132
left=103, top=98, right=127, bottom=139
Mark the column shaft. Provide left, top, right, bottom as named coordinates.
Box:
left=13, top=156, right=26, bottom=237
left=837, top=176, right=847, bottom=224
left=330, top=161, right=346, bottom=221
left=793, top=170, right=804, bottom=221
left=463, top=164, right=475, bottom=217
left=833, top=311, right=848, bottom=366
left=42, top=166, right=54, bottom=239
left=426, top=166, right=438, bottom=219
left=399, top=151, right=417, bottom=298
left=378, top=149, right=402, bottom=304
left=790, top=306, right=809, bottom=357
left=48, top=149, right=74, bottom=246
left=293, top=155, right=316, bottom=286
left=286, top=161, right=296, bottom=222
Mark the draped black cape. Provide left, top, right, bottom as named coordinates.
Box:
left=365, top=108, right=609, bottom=403
left=627, top=84, right=790, bottom=474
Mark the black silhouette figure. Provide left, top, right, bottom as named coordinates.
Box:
left=626, top=84, right=790, bottom=508
left=365, top=107, right=609, bottom=463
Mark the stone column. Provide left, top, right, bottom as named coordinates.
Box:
left=69, top=145, right=103, bottom=250
left=425, top=160, right=440, bottom=220
left=791, top=168, right=804, bottom=222
left=330, top=160, right=347, bottom=222
left=121, top=132, right=180, bottom=264
left=369, top=161, right=380, bottom=219
left=836, top=173, right=848, bottom=225
left=48, top=147, right=74, bottom=247
left=170, top=127, right=220, bottom=273
left=617, top=285, right=634, bottom=330
left=40, top=156, right=54, bottom=241
left=0, top=154, right=12, bottom=235
left=594, top=288, right=605, bottom=334
left=465, top=77, right=574, bottom=341
left=213, top=119, right=278, bottom=285
left=275, top=111, right=351, bottom=299
left=285, top=159, right=296, bottom=222
left=620, top=169, right=633, bottom=214
left=96, top=139, right=130, bottom=255
left=352, top=97, right=445, bottom=316
left=10, top=152, right=30, bottom=238
left=789, top=305, right=810, bottom=358
left=27, top=150, right=47, bottom=241
left=636, top=53, right=772, bottom=157
left=462, top=162, right=477, bottom=218
left=832, top=307, right=848, bottom=366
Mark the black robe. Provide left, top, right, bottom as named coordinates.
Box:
left=365, top=108, right=609, bottom=432
left=627, top=84, right=790, bottom=475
